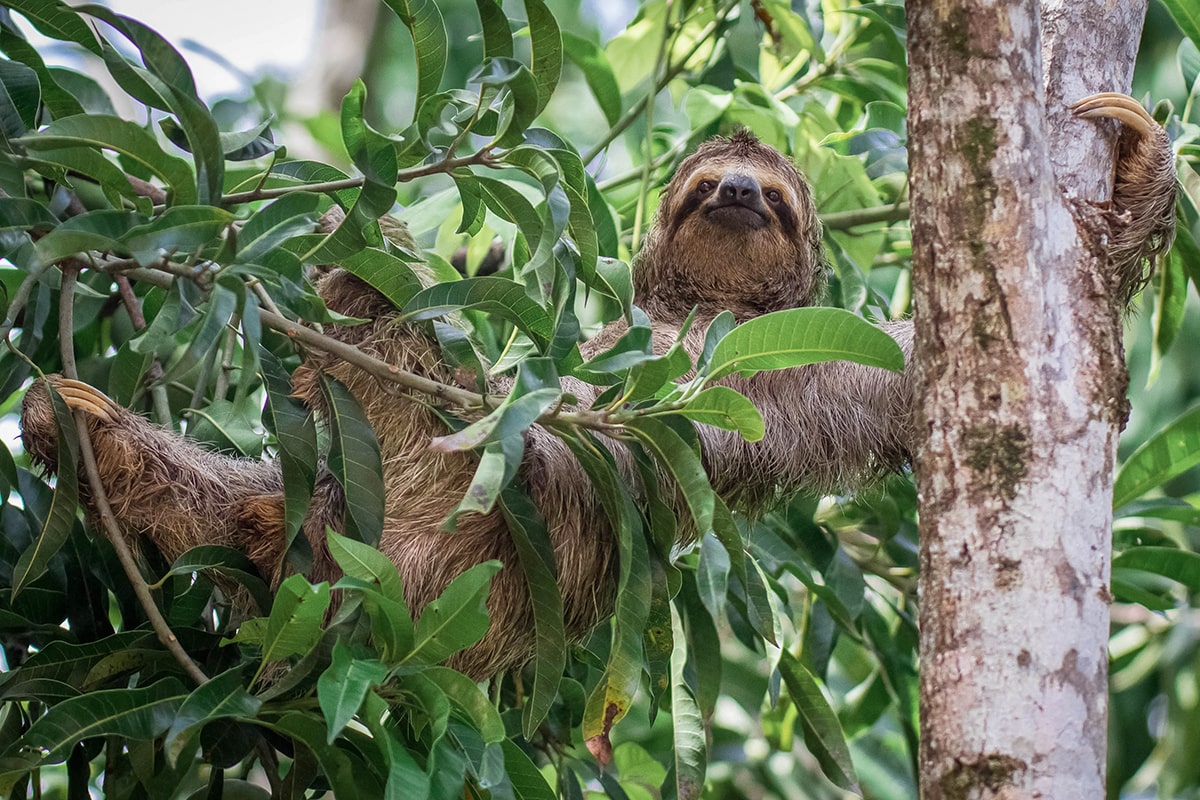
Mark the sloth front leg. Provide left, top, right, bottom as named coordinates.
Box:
left=1071, top=92, right=1176, bottom=302
left=21, top=376, right=287, bottom=577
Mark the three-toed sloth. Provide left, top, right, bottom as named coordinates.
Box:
left=21, top=94, right=1176, bottom=678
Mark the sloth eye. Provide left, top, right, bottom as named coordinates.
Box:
left=765, top=188, right=782, bottom=204
left=696, top=180, right=716, bottom=195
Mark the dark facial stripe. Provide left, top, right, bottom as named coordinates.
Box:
left=667, top=190, right=705, bottom=238
left=772, top=198, right=799, bottom=239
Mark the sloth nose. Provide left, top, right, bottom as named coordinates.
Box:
left=718, top=174, right=761, bottom=204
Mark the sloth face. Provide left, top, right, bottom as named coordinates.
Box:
left=635, top=131, right=827, bottom=317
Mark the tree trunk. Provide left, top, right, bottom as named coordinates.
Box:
left=908, top=1, right=1147, bottom=797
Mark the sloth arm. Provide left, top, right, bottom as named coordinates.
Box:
left=1071, top=93, right=1176, bottom=302
left=20, top=377, right=288, bottom=576
left=695, top=320, right=916, bottom=506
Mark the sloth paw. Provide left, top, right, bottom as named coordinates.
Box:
left=1070, top=93, right=1160, bottom=139
left=50, top=377, right=122, bottom=423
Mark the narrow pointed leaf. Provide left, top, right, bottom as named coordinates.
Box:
left=19, top=115, right=196, bottom=204
left=8, top=679, right=186, bottom=765
left=382, top=0, right=448, bottom=114
left=405, top=561, right=501, bottom=665
left=1114, top=403, right=1200, bottom=508
left=778, top=650, right=859, bottom=792
left=257, top=574, right=331, bottom=670
left=668, top=605, right=706, bottom=800
left=12, top=386, right=78, bottom=599
left=165, top=667, right=261, bottom=750
left=522, top=0, right=562, bottom=116
left=319, top=375, right=385, bottom=545
left=500, top=488, right=565, bottom=737
left=317, top=642, right=387, bottom=743
left=402, top=276, right=552, bottom=347
left=675, top=386, right=765, bottom=441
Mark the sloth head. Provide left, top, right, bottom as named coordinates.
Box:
left=635, top=130, right=827, bottom=320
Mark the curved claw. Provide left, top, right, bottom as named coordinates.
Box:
left=53, top=378, right=121, bottom=423
left=1070, top=92, right=1157, bottom=138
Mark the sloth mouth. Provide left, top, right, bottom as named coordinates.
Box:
left=704, top=202, right=768, bottom=229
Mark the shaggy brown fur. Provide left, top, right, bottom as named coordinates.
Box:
left=21, top=105, right=1175, bottom=678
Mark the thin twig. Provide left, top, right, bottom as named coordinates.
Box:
left=58, top=265, right=210, bottom=687
left=820, top=202, right=910, bottom=230
left=217, top=148, right=498, bottom=207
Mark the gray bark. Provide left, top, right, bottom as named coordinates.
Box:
left=907, top=1, right=1148, bottom=797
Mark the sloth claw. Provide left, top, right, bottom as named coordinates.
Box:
left=51, top=378, right=121, bottom=423
left=1070, top=92, right=1158, bottom=139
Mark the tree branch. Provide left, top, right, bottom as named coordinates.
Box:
left=58, top=266, right=210, bottom=688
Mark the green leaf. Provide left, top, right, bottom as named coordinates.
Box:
left=160, top=545, right=273, bottom=614
left=1114, top=403, right=1200, bottom=508
left=236, top=192, right=321, bottom=265
left=362, top=692, right=431, bottom=800
left=562, top=32, right=621, bottom=127
left=7, top=679, right=186, bottom=765
left=12, top=385, right=78, bottom=599
left=339, top=246, right=424, bottom=309
left=164, top=667, right=261, bottom=751
left=418, top=667, right=505, bottom=743
left=404, top=561, right=501, bottom=666
left=19, top=114, right=196, bottom=205
left=707, top=307, right=904, bottom=380
left=33, top=208, right=140, bottom=264
left=674, top=386, right=765, bottom=441
left=1, top=0, right=100, bottom=55
left=501, top=740, right=556, bottom=800
left=629, top=417, right=714, bottom=537
left=326, top=528, right=406, bottom=604
left=123, top=205, right=233, bottom=266
left=0, top=29, right=86, bottom=119
left=499, top=488, right=565, bottom=738
left=260, top=348, right=317, bottom=564
left=0, top=633, right=151, bottom=689
left=1148, top=238, right=1188, bottom=384
left=402, top=276, right=553, bottom=348
left=267, top=712, right=365, bottom=797
left=302, top=81, right=398, bottom=263
left=1161, top=0, right=1200, bottom=48
left=0, top=58, right=40, bottom=138
left=474, top=0, right=514, bottom=58
left=319, top=375, right=385, bottom=546
left=521, top=0, right=562, bottom=117
left=777, top=650, right=859, bottom=792
left=0, top=197, right=59, bottom=232
left=431, top=388, right=559, bottom=453
left=263, top=160, right=357, bottom=207
left=382, top=0, right=448, bottom=116
left=1113, top=547, right=1200, bottom=594
left=1181, top=38, right=1200, bottom=93
left=156, top=279, right=239, bottom=385
left=317, top=641, right=388, bottom=743
left=474, top=58, right=541, bottom=146
left=336, top=577, right=414, bottom=665
left=255, top=574, right=331, bottom=678
left=668, top=605, right=706, bottom=800
left=569, top=435, right=650, bottom=764
left=81, top=6, right=223, bottom=203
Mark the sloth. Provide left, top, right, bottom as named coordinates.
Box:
left=20, top=94, right=1175, bottom=678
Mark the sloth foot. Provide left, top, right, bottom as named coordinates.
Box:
left=1069, top=92, right=1159, bottom=138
